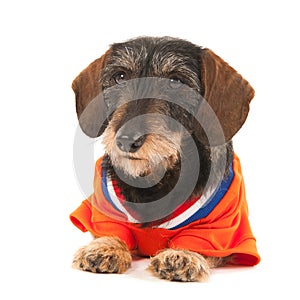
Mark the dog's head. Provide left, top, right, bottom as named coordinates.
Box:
left=72, top=37, right=254, bottom=178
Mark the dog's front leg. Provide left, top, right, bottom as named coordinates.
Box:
left=149, top=249, right=226, bottom=282
left=72, top=236, right=132, bottom=273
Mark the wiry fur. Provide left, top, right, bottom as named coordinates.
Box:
left=72, top=237, right=132, bottom=273
left=72, top=36, right=253, bottom=281
left=100, top=37, right=233, bottom=207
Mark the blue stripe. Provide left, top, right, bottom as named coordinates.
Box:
left=101, top=169, right=123, bottom=213
left=101, top=163, right=234, bottom=228
left=170, top=163, right=234, bottom=230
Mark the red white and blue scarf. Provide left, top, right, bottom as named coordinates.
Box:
left=100, top=164, right=234, bottom=229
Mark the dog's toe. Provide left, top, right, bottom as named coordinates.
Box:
left=149, top=249, right=210, bottom=282
left=72, top=236, right=132, bottom=274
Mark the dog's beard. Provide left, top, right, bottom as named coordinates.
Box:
left=102, top=129, right=181, bottom=178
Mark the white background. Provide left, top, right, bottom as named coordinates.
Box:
left=1, top=0, right=299, bottom=299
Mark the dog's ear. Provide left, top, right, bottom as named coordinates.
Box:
left=72, top=49, right=111, bottom=137
left=196, top=48, right=255, bottom=145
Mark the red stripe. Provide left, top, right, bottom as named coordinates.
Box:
left=111, top=180, right=200, bottom=225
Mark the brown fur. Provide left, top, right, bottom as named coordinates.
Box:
left=102, top=100, right=182, bottom=178
left=72, top=236, right=132, bottom=274
left=71, top=37, right=255, bottom=281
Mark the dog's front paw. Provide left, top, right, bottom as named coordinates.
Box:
left=72, top=236, right=132, bottom=273
left=149, top=249, right=210, bottom=282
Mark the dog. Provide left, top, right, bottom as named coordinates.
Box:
left=70, top=36, right=260, bottom=282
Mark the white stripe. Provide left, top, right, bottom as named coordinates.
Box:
left=106, top=175, right=216, bottom=228
left=106, top=177, right=139, bottom=223
left=155, top=186, right=216, bottom=229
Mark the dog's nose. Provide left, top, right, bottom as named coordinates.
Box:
left=116, top=134, right=146, bottom=153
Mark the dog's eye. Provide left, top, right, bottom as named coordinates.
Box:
left=113, top=71, right=127, bottom=85
left=169, top=77, right=184, bottom=88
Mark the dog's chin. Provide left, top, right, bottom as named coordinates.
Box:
left=110, top=154, right=178, bottom=179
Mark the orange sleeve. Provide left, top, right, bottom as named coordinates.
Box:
left=70, top=198, right=137, bottom=251
left=70, top=199, right=91, bottom=233
left=169, top=155, right=260, bottom=266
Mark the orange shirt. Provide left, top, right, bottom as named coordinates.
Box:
left=70, top=155, right=260, bottom=266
